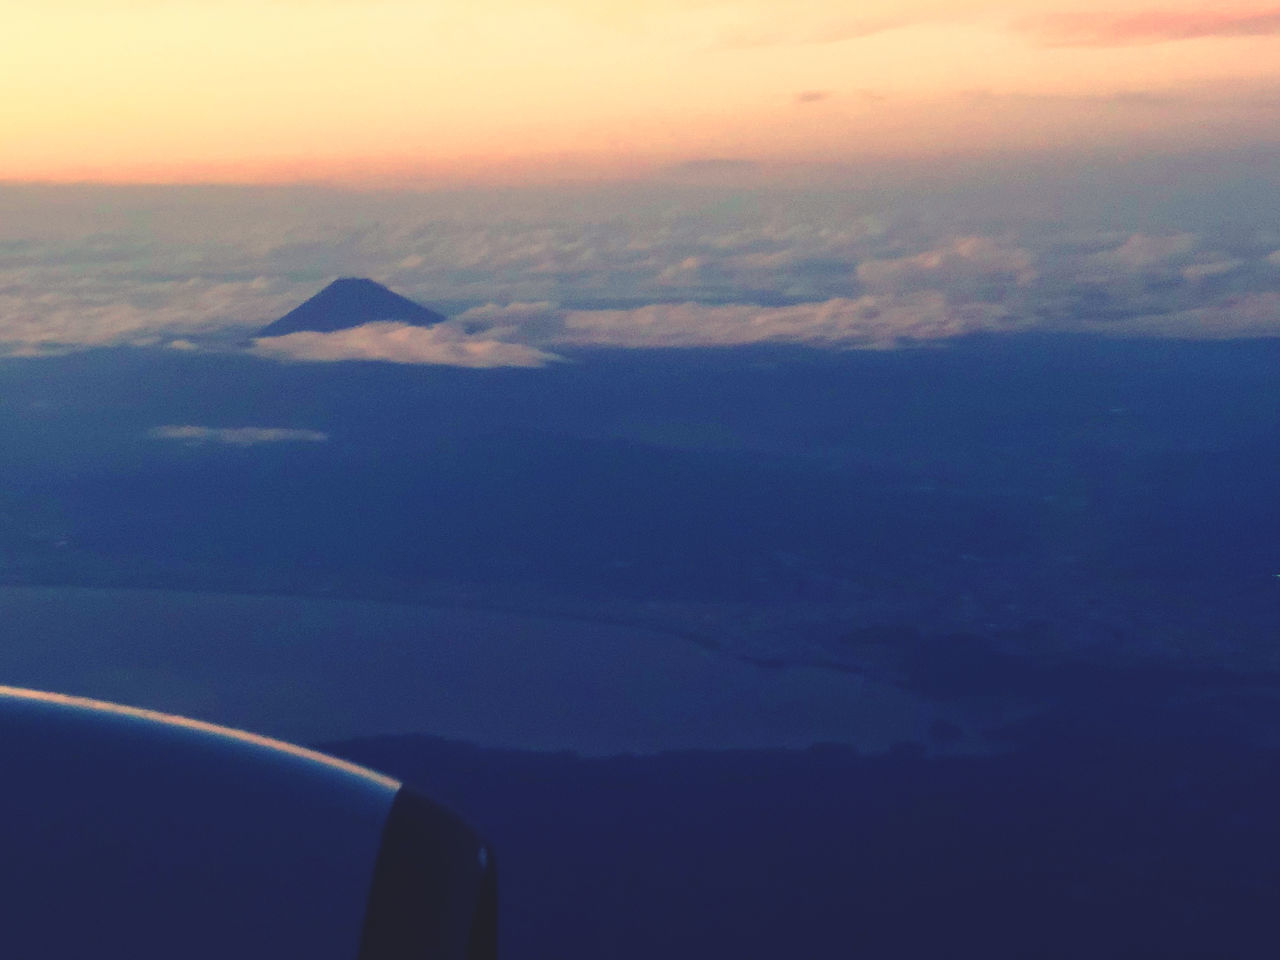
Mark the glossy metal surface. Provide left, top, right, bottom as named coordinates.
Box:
left=0, top=686, right=399, bottom=958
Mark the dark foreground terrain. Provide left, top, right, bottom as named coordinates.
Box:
left=332, top=689, right=1280, bottom=960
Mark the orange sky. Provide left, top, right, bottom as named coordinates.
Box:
left=4, top=0, right=1280, bottom=184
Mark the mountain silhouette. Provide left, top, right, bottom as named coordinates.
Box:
left=259, top=278, right=447, bottom=336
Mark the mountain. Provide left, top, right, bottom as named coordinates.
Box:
left=258, top=278, right=447, bottom=336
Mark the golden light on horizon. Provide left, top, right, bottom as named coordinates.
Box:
left=4, top=0, right=1280, bottom=184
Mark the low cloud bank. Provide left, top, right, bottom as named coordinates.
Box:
left=1092, top=232, right=1197, bottom=270
left=550, top=294, right=1017, bottom=349
left=251, top=321, right=558, bottom=367
left=150, top=425, right=329, bottom=446
left=1098, top=292, right=1280, bottom=339
left=0, top=276, right=294, bottom=356
left=856, top=236, right=1037, bottom=292
left=7, top=187, right=1280, bottom=359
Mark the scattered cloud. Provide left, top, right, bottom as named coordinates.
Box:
left=458, top=293, right=1025, bottom=350
left=1182, top=258, right=1244, bottom=282
left=0, top=274, right=293, bottom=352
left=455, top=301, right=566, bottom=341
left=795, top=90, right=832, bottom=104
left=947, top=82, right=1280, bottom=117
left=658, top=256, right=706, bottom=285
left=1020, top=9, right=1280, bottom=47
left=1092, top=293, right=1280, bottom=339
left=553, top=294, right=1019, bottom=349
left=456, top=301, right=559, bottom=324
left=252, top=321, right=558, bottom=367
left=1092, top=232, right=1197, bottom=270
left=857, top=236, right=1037, bottom=292
left=149, top=425, right=329, bottom=446
left=0, top=342, right=73, bottom=359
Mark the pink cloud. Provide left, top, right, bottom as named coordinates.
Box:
left=1092, top=232, right=1196, bottom=269
left=556, top=295, right=1018, bottom=349
left=252, top=322, right=557, bottom=368
left=1021, top=8, right=1280, bottom=47
left=1086, top=293, right=1280, bottom=338
left=856, top=237, right=1038, bottom=292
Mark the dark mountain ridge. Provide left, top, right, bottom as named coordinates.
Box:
left=258, top=277, right=446, bottom=336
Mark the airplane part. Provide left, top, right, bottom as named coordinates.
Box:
left=0, top=685, right=496, bottom=959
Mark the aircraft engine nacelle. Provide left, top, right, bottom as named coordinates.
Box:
left=0, top=685, right=496, bottom=959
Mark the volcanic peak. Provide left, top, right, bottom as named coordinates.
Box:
left=258, top=278, right=446, bottom=337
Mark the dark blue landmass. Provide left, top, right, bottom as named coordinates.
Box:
left=3, top=332, right=1280, bottom=958
left=3, top=334, right=1276, bottom=611
left=327, top=685, right=1280, bottom=959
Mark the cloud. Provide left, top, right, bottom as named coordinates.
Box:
left=1090, top=293, right=1280, bottom=339
left=554, top=294, right=1019, bottom=349
left=717, top=15, right=912, bottom=49
left=456, top=301, right=559, bottom=324
left=8, top=184, right=1280, bottom=363
left=856, top=236, right=1037, bottom=292
left=150, top=425, right=329, bottom=446
left=1019, top=9, right=1280, bottom=47
left=455, top=301, right=566, bottom=341
left=657, top=256, right=706, bottom=284
left=0, top=274, right=295, bottom=351
left=251, top=321, right=558, bottom=367
left=1092, top=232, right=1197, bottom=270
left=1181, top=258, right=1243, bottom=281
left=795, top=90, right=832, bottom=104
left=945, top=81, right=1280, bottom=119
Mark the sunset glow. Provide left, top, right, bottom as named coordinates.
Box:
left=5, top=0, right=1280, bottom=184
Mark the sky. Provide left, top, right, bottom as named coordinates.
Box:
left=4, top=2, right=1280, bottom=359
left=5, top=0, right=1280, bottom=184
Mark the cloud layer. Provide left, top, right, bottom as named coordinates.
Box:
left=150, top=425, right=329, bottom=446
left=252, top=321, right=557, bottom=367
left=550, top=294, right=1017, bottom=348
left=856, top=236, right=1037, bottom=292
left=5, top=182, right=1280, bottom=363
